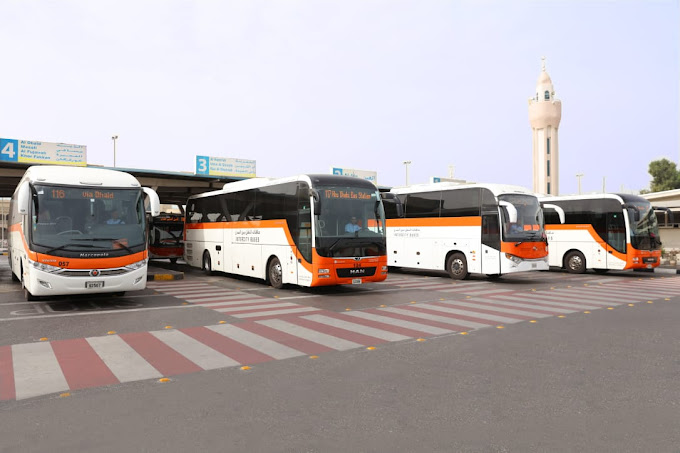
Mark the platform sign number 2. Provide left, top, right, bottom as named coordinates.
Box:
left=0, top=139, right=19, bottom=163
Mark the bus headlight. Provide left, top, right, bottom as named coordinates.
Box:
left=504, top=253, right=523, bottom=265
left=125, top=259, right=148, bottom=271
left=28, top=259, right=61, bottom=273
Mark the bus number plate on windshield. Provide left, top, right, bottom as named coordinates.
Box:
left=86, top=281, right=104, bottom=289
left=352, top=278, right=362, bottom=285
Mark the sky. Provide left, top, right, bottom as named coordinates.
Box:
left=1, top=0, right=678, bottom=195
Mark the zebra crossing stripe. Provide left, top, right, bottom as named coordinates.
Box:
left=380, top=307, right=490, bottom=329
left=256, top=319, right=362, bottom=351
left=302, top=314, right=411, bottom=342
left=548, top=290, right=642, bottom=304
left=194, top=299, right=272, bottom=308
left=343, top=311, right=453, bottom=335
left=521, top=292, right=618, bottom=306
left=86, top=335, right=163, bottom=383
left=565, top=286, right=672, bottom=298
left=51, top=338, right=119, bottom=390
left=235, top=322, right=335, bottom=355
left=0, top=346, right=15, bottom=400
left=120, top=332, right=204, bottom=375
left=423, top=302, right=527, bottom=323
left=441, top=300, right=551, bottom=318
left=150, top=329, right=240, bottom=369
left=207, top=324, right=305, bottom=360
left=213, top=302, right=297, bottom=313
left=478, top=297, right=574, bottom=314
left=12, top=342, right=69, bottom=401
left=180, top=326, right=273, bottom=365
left=234, top=306, right=321, bottom=318
left=493, top=295, right=603, bottom=310
left=185, top=294, right=264, bottom=303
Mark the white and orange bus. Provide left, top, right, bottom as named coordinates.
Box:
left=539, top=194, right=661, bottom=273
left=184, top=174, right=387, bottom=288
left=382, top=183, right=549, bottom=279
left=8, top=165, right=160, bottom=300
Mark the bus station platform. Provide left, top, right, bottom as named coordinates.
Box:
left=147, top=263, right=184, bottom=281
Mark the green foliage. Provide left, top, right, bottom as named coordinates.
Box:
left=649, top=158, right=680, bottom=192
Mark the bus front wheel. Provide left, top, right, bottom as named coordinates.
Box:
left=202, top=251, right=213, bottom=276
left=447, top=253, right=469, bottom=280
left=565, top=251, right=586, bottom=274
left=268, top=257, right=283, bottom=289
left=21, top=271, right=37, bottom=301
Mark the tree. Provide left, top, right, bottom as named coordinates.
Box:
left=648, top=158, right=680, bottom=192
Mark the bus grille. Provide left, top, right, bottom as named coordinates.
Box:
left=57, top=268, right=131, bottom=277
left=336, top=267, right=377, bottom=278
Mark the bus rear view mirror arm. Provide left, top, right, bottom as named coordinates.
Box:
left=143, top=187, right=161, bottom=217
left=499, top=201, right=518, bottom=224
left=542, top=203, right=565, bottom=224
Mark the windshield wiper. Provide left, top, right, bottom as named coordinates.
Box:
left=74, top=238, right=135, bottom=253
left=44, top=243, right=101, bottom=254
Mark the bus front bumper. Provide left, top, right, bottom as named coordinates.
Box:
left=25, top=265, right=148, bottom=297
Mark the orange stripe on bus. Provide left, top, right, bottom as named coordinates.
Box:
left=386, top=217, right=482, bottom=228
left=546, top=224, right=660, bottom=267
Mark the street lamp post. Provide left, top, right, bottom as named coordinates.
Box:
left=576, top=173, right=584, bottom=195
left=403, top=161, right=412, bottom=186
left=112, top=135, right=118, bottom=167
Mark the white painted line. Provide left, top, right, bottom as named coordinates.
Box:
left=184, top=294, right=265, bottom=303
left=473, top=298, right=574, bottom=313
left=302, top=314, right=411, bottom=342
left=234, top=306, right=322, bottom=318
left=192, top=299, right=271, bottom=308
left=344, top=311, right=453, bottom=335
left=87, top=335, right=162, bottom=383
left=494, top=295, right=601, bottom=310
left=12, top=342, right=69, bottom=400
left=207, top=324, right=304, bottom=360
left=380, top=307, right=490, bottom=329
left=416, top=304, right=521, bottom=324
left=521, top=292, right=619, bottom=306
left=257, top=319, right=362, bottom=351
left=0, top=304, right=202, bottom=322
left=441, top=301, right=552, bottom=318
left=214, top=302, right=297, bottom=313
left=150, top=329, right=240, bottom=369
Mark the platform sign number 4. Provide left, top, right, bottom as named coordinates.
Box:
left=0, top=139, right=19, bottom=162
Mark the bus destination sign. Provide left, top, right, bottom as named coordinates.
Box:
left=0, top=137, right=87, bottom=166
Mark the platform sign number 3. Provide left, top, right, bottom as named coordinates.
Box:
left=196, top=155, right=210, bottom=175
left=0, top=139, right=19, bottom=163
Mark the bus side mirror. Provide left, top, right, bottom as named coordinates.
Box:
left=17, top=182, right=30, bottom=214
left=542, top=203, right=565, bottom=224
left=381, top=192, right=404, bottom=217
left=627, top=207, right=640, bottom=222
left=143, top=187, right=161, bottom=217
left=308, top=188, right=320, bottom=213
left=499, top=201, right=518, bottom=224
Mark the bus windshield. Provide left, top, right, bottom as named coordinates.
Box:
left=626, top=202, right=661, bottom=250
left=30, top=184, right=146, bottom=253
left=314, top=184, right=386, bottom=258
left=499, top=194, right=545, bottom=242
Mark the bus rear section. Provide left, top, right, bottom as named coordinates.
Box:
left=149, top=213, right=184, bottom=263
left=8, top=165, right=160, bottom=300
left=383, top=183, right=548, bottom=279
left=184, top=174, right=387, bottom=288
left=540, top=194, right=661, bottom=273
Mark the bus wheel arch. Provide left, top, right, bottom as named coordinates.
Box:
left=9, top=252, right=19, bottom=282
left=20, top=264, right=37, bottom=301
left=267, top=256, right=283, bottom=289
left=446, top=251, right=469, bottom=280
left=202, top=250, right=213, bottom=276
left=564, top=250, right=586, bottom=274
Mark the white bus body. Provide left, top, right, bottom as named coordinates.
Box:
left=184, top=174, right=388, bottom=288
left=8, top=165, right=160, bottom=300
left=540, top=193, right=661, bottom=273
left=383, top=183, right=549, bottom=279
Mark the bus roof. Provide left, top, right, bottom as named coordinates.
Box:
left=189, top=174, right=379, bottom=200
left=18, top=165, right=142, bottom=190
left=538, top=193, right=650, bottom=205
left=389, top=182, right=535, bottom=197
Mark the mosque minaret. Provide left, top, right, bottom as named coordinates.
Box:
left=529, top=57, right=562, bottom=195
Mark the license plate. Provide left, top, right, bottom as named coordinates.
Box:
left=531, top=263, right=537, bottom=268
left=352, top=278, right=362, bottom=285
left=86, top=281, right=104, bottom=289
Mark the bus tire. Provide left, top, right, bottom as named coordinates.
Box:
left=446, top=253, right=469, bottom=280
left=170, top=258, right=178, bottom=264
left=593, top=268, right=609, bottom=274
left=9, top=253, right=19, bottom=282
left=268, top=257, right=283, bottom=289
left=486, top=274, right=502, bottom=280
left=565, top=251, right=586, bottom=274
left=21, top=271, right=37, bottom=301
left=202, top=251, right=213, bottom=276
